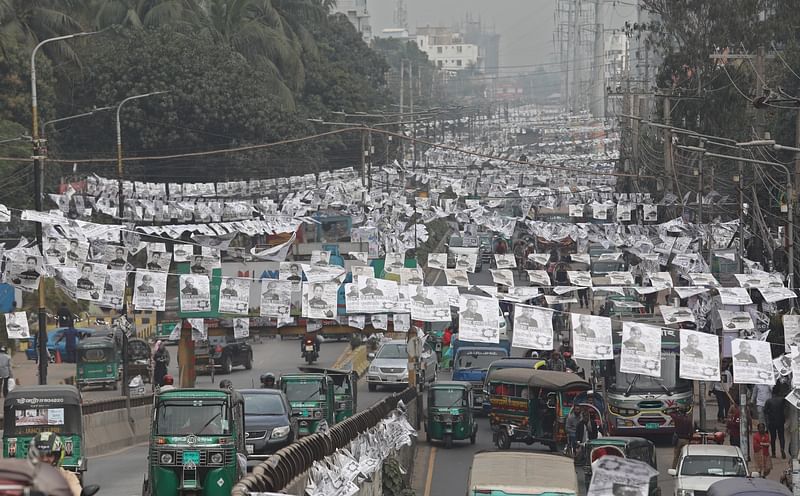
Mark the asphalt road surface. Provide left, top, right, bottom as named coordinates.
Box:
left=86, top=337, right=394, bottom=495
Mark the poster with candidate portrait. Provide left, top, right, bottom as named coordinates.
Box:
left=620, top=322, right=662, bottom=378
left=567, top=271, right=592, bottom=287
left=453, top=252, right=478, bottom=272
left=233, top=318, right=249, bottom=339
left=395, top=284, right=411, bottom=313
left=606, top=271, right=634, bottom=286
left=348, top=252, right=368, bottom=264
left=528, top=253, right=550, bottom=267
left=490, top=269, right=515, bottom=287
left=734, top=272, right=784, bottom=288
left=5, top=311, right=29, bottom=339
left=104, top=245, right=129, bottom=270
left=260, top=279, right=291, bottom=319
left=588, top=456, right=658, bottom=496
left=133, top=270, right=167, bottom=311
left=393, top=313, right=410, bottom=333
left=5, top=254, right=43, bottom=292
left=718, top=288, right=752, bottom=306
left=189, top=255, right=216, bottom=276
left=396, top=267, right=424, bottom=286
left=494, top=254, right=516, bottom=269
left=679, top=329, right=719, bottom=381
left=53, top=267, right=77, bottom=301
left=302, top=282, right=338, bottom=319
left=75, top=262, right=107, bottom=302
left=718, top=310, right=754, bottom=331
left=280, top=262, right=304, bottom=283
left=302, top=263, right=346, bottom=284
left=409, top=285, right=451, bottom=322
left=643, top=204, right=658, bottom=222
left=172, top=244, right=192, bottom=263
left=526, top=270, right=551, bottom=286
left=371, top=314, right=388, bottom=331
left=791, top=346, right=800, bottom=388
left=427, top=253, right=447, bottom=270
left=179, top=274, right=211, bottom=313
left=660, top=306, right=695, bottom=325
left=99, top=269, right=126, bottom=310
left=44, top=237, right=67, bottom=266
left=63, top=239, right=88, bottom=268
left=384, top=252, right=405, bottom=272
left=310, top=250, right=331, bottom=266
left=512, top=304, right=554, bottom=350
left=646, top=272, right=673, bottom=290
left=351, top=265, right=374, bottom=280
left=759, top=286, right=797, bottom=303
left=145, top=250, right=171, bottom=272
left=348, top=277, right=399, bottom=314
left=218, top=277, right=251, bottom=314
left=571, top=313, right=613, bottom=360
left=458, top=295, right=500, bottom=344
left=503, top=286, right=540, bottom=303
left=731, top=338, right=774, bottom=385
left=444, top=269, right=470, bottom=287
left=785, top=315, right=800, bottom=350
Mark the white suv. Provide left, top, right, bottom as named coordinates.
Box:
left=668, top=444, right=757, bottom=496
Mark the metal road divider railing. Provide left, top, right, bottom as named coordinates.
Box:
left=81, top=393, right=154, bottom=414
left=232, top=387, right=417, bottom=496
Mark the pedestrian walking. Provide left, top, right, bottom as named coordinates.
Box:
left=153, top=340, right=170, bottom=387
left=726, top=403, right=741, bottom=447
left=763, top=386, right=787, bottom=459
left=753, top=422, right=772, bottom=477
left=670, top=407, right=693, bottom=469
left=710, top=364, right=732, bottom=422
left=0, top=346, right=12, bottom=397
left=565, top=407, right=579, bottom=456
left=752, top=383, right=771, bottom=424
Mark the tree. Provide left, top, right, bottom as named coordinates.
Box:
left=0, top=0, right=86, bottom=61
left=87, top=0, right=199, bottom=30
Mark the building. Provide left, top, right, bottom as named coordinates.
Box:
left=463, top=16, right=500, bottom=76
left=605, top=31, right=629, bottom=91
left=332, top=0, right=372, bottom=42
left=414, top=26, right=481, bottom=72
left=380, top=28, right=410, bottom=40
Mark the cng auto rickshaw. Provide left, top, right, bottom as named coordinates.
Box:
left=299, top=366, right=357, bottom=423
left=143, top=388, right=246, bottom=496
left=576, top=436, right=659, bottom=495
left=425, top=381, right=477, bottom=448
left=127, top=338, right=152, bottom=384
left=3, top=385, right=87, bottom=481
left=76, top=337, right=119, bottom=391
left=487, top=368, right=591, bottom=452
left=279, top=373, right=335, bottom=437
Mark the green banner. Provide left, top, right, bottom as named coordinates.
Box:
left=177, top=265, right=222, bottom=318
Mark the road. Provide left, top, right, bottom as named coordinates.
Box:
left=86, top=337, right=393, bottom=495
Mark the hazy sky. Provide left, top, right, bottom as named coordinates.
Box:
left=370, top=0, right=636, bottom=71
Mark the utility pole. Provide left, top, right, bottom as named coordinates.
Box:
left=571, top=0, right=581, bottom=111
left=737, top=153, right=744, bottom=273
left=410, top=63, right=416, bottom=170
left=696, top=139, right=707, bottom=431
left=663, top=95, right=675, bottom=193
left=399, top=59, right=405, bottom=164
left=591, top=0, right=605, bottom=119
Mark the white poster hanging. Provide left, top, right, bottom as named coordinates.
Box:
left=785, top=315, right=800, bottom=350
left=646, top=272, right=673, bottom=290
left=718, top=310, right=755, bottom=330
left=544, top=294, right=577, bottom=305
left=393, top=313, right=410, bottom=333
left=718, top=288, right=753, bottom=306
left=179, top=274, right=211, bottom=312
left=457, top=295, right=500, bottom=344
left=512, top=305, right=553, bottom=350
left=734, top=273, right=784, bottom=288
left=453, top=253, right=477, bottom=272
left=409, top=286, right=451, bottom=322
left=104, top=245, right=129, bottom=270
left=568, top=204, right=584, bottom=217
left=494, top=254, right=516, bottom=269
left=688, top=272, right=720, bottom=287
left=526, top=270, right=551, bottom=286
left=351, top=265, right=375, bottom=280
left=302, top=282, right=338, bottom=319
left=75, top=262, right=107, bottom=302
left=527, top=253, right=551, bottom=266
left=643, top=204, right=658, bottom=222
left=302, top=263, right=346, bottom=284
left=258, top=280, right=290, bottom=319
left=660, top=306, right=695, bottom=325
left=279, top=262, right=304, bottom=282
left=172, top=244, right=192, bottom=263
left=6, top=254, right=43, bottom=292
left=346, top=278, right=399, bottom=314
left=571, top=313, right=613, bottom=360
left=731, top=338, right=775, bottom=385
left=591, top=203, right=607, bottom=220
left=371, top=314, right=388, bottom=330
left=567, top=271, right=592, bottom=287
left=759, top=287, right=797, bottom=303
left=233, top=317, right=249, bottom=338
left=384, top=253, right=405, bottom=272
left=606, top=272, right=634, bottom=286
left=679, top=329, right=720, bottom=381
left=188, top=318, right=206, bottom=341
left=133, top=270, right=167, bottom=311
left=99, top=269, right=126, bottom=310
left=673, top=287, right=709, bottom=299
left=348, top=315, right=365, bottom=330
left=310, top=250, right=331, bottom=266
left=490, top=269, right=515, bottom=287
left=5, top=312, right=29, bottom=339
left=218, top=277, right=251, bottom=314
left=427, top=253, right=447, bottom=270
left=444, top=269, right=470, bottom=287
left=620, top=322, right=662, bottom=378
left=791, top=346, right=800, bottom=388
left=587, top=456, right=658, bottom=496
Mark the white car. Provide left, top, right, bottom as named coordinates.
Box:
left=668, top=444, right=757, bottom=496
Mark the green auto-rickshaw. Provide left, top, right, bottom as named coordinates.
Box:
left=143, top=387, right=246, bottom=496
left=279, top=373, right=335, bottom=438
left=425, top=381, right=477, bottom=448
left=3, top=385, right=86, bottom=481
left=76, top=337, right=119, bottom=391
left=299, top=366, right=357, bottom=423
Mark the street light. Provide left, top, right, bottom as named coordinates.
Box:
left=42, top=106, right=115, bottom=139
left=31, top=30, right=101, bottom=386
left=115, top=91, right=169, bottom=219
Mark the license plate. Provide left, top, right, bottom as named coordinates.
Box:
left=645, top=423, right=660, bottom=429
left=305, top=345, right=314, bottom=351
left=182, top=451, right=200, bottom=466
left=246, top=444, right=254, bottom=454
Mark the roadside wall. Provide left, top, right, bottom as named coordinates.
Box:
left=83, top=404, right=152, bottom=456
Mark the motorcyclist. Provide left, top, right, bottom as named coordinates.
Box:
left=219, top=379, right=233, bottom=389
left=29, top=431, right=81, bottom=496
left=260, top=373, right=276, bottom=389
left=299, top=333, right=321, bottom=355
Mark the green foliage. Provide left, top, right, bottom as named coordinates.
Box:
left=382, top=457, right=415, bottom=496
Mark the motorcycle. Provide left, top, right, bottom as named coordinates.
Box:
left=301, top=337, right=319, bottom=364
left=0, top=458, right=99, bottom=496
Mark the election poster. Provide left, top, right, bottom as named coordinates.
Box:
left=398, top=267, right=424, bottom=285
left=218, top=277, right=251, bottom=314
left=371, top=314, right=388, bottom=330
left=259, top=280, right=291, bottom=319
left=512, top=305, right=553, bottom=350
left=544, top=294, right=577, bottom=305
left=393, top=313, right=410, bottom=333
left=453, top=252, right=477, bottom=272
left=179, top=274, right=211, bottom=313
left=688, top=272, right=720, bottom=287
left=490, top=269, right=515, bottom=287
left=302, top=263, right=346, bottom=284
left=4, top=311, right=29, bottom=339
left=133, top=270, right=167, bottom=311
left=679, top=329, right=720, bottom=381
left=303, top=282, right=339, bottom=319
left=791, top=346, right=800, bottom=388
left=457, top=295, right=500, bottom=344
left=527, top=253, right=550, bottom=267
left=427, top=253, right=447, bottom=270
left=660, top=306, right=695, bottom=325
left=606, top=271, right=634, bottom=286
left=346, top=277, right=399, bottom=314
left=104, top=245, right=129, bottom=270
left=99, top=269, right=126, bottom=310
left=735, top=272, right=784, bottom=288
left=409, top=285, right=451, bottom=322
left=718, top=287, right=752, bottom=306
left=567, top=271, right=592, bottom=287
left=731, top=338, right=774, bottom=385
left=588, top=456, right=658, bottom=496
left=280, top=262, right=304, bottom=283
left=759, top=286, right=797, bottom=303
left=384, top=252, right=405, bottom=272
left=444, top=269, right=470, bottom=287
left=75, top=262, right=107, bottom=302
left=646, top=272, right=673, bottom=290
left=526, top=270, right=551, bottom=286
left=785, top=315, right=800, bottom=350
left=494, top=254, right=516, bottom=269
left=718, top=310, right=755, bottom=331
left=233, top=317, right=249, bottom=339
left=571, top=313, right=613, bottom=360
left=310, top=250, right=331, bottom=266
left=620, top=322, right=662, bottom=378
left=351, top=265, right=374, bottom=280
left=395, top=285, right=411, bottom=313
left=6, top=254, right=43, bottom=292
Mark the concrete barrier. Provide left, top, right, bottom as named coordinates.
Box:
left=83, top=404, right=152, bottom=456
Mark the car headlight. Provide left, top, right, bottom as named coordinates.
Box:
left=313, top=410, right=322, bottom=419
left=160, top=452, right=173, bottom=464
left=369, top=365, right=378, bottom=373
left=271, top=426, right=290, bottom=439
left=209, top=452, right=223, bottom=464
left=677, top=490, right=694, bottom=496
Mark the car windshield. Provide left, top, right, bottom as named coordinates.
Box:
left=610, top=355, right=691, bottom=393
left=377, top=343, right=406, bottom=359
left=156, top=401, right=228, bottom=436
left=432, top=389, right=465, bottom=407
left=243, top=394, right=285, bottom=415
left=456, top=351, right=505, bottom=371
left=680, top=455, right=747, bottom=477
left=284, top=382, right=322, bottom=402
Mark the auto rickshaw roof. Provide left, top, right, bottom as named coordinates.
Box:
left=469, top=451, right=577, bottom=493
left=77, top=336, right=117, bottom=349
left=157, top=388, right=238, bottom=401
left=584, top=436, right=653, bottom=448
left=429, top=381, right=472, bottom=390
left=281, top=373, right=328, bottom=380
left=488, top=368, right=590, bottom=391
left=298, top=366, right=352, bottom=376
left=4, top=385, right=81, bottom=407
left=707, top=477, right=791, bottom=496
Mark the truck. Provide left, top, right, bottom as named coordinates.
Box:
left=451, top=337, right=511, bottom=413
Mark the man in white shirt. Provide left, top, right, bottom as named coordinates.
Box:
left=709, top=366, right=732, bottom=422
left=752, top=383, right=771, bottom=424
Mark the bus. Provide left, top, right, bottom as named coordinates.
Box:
left=601, top=326, right=693, bottom=437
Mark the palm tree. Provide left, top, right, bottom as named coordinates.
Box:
left=88, top=0, right=199, bottom=30
left=0, top=0, right=86, bottom=59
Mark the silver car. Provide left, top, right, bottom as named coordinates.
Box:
left=367, top=339, right=438, bottom=391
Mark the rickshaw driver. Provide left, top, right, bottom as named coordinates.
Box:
left=30, top=431, right=82, bottom=496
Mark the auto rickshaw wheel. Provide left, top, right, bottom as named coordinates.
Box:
left=111, top=381, right=118, bottom=391
left=496, top=428, right=511, bottom=449
left=470, top=431, right=476, bottom=445
left=221, top=356, right=233, bottom=374
left=245, top=352, right=253, bottom=370
left=444, top=433, right=453, bottom=449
